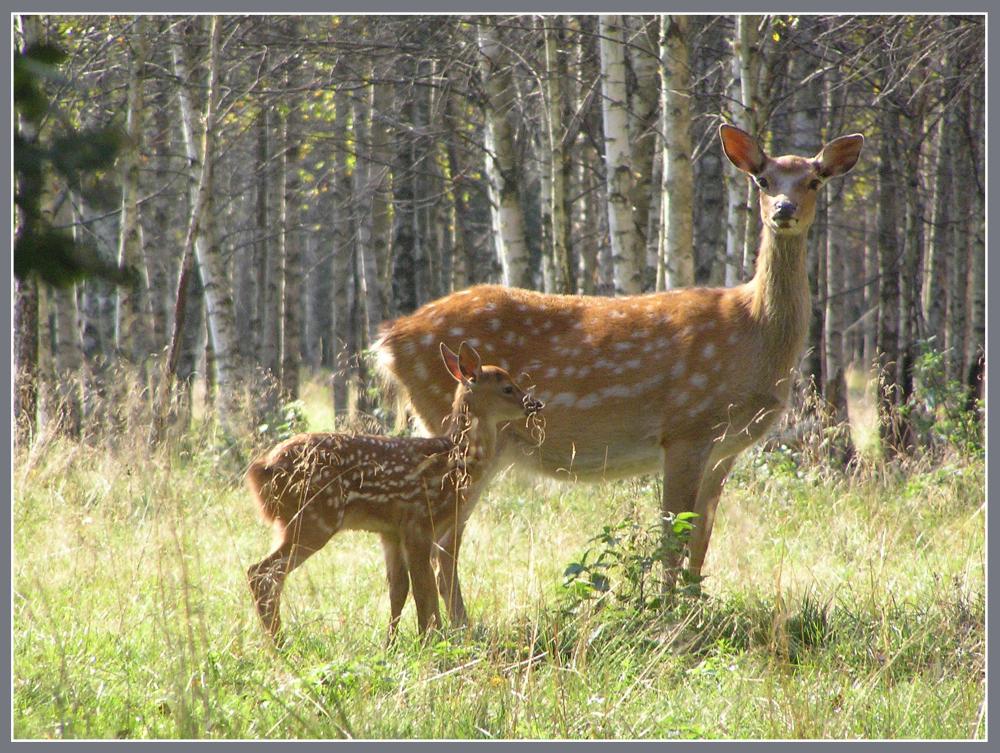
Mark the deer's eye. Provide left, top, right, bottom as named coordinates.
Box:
left=755, top=177, right=769, bottom=189
left=502, top=385, right=514, bottom=395
left=809, top=179, right=822, bottom=190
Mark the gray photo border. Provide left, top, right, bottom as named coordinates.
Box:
left=5, top=1, right=993, bottom=751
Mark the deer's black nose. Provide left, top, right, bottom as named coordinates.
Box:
left=773, top=200, right=796, bottom=220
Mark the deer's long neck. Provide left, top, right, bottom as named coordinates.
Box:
left=747, top=228, right=812, bottom=375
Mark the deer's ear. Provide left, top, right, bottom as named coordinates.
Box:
left=814, top=134, right=864, bottom=178
left=457, top=341, right=482, bottom=383
left=720, top=123, right=767, bottom=175
left=440, top=343, right=464, bottom=383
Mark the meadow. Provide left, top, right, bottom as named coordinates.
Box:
left=12, top=375, right=985, bottom=740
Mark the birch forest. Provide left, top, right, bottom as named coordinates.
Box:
left=14, top=14, right=985, bottom=458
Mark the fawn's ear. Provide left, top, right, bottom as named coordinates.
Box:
left=440, top=343, right=465, bottom=383
left=813, top=134, right=864, bottom=178
left=458, top=341, right=482, bottom=383
left=720, top=123, right=767, bottom=175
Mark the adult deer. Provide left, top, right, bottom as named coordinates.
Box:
left=247, top=342, right=543, bottom=642
left=375, top=124, right=863, bottom=623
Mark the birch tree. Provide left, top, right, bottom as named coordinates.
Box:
left=599, top=14, right=643, bottom=295
left=660, top=14, right=694, bottom=289
left=478, top=18, right=532, bottom=288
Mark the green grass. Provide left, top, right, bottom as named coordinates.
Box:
left=12, top=386, right=985, bottom=739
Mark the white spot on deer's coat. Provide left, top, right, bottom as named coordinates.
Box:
left=550, top=392, right=577, bottom=407
left=414, top=361, right=429, bottom=380
left=702, top=343, right=716, bottom=359
left=610, top=310, right=626, bottom=319
left=674, top=391, right=690, bottom=406
left=563, top=365, right=577, bottom=377
left=576, top=393, right=601, bottom=409
left=489, top=318, right=502, bottom=331
left=690, top=373, right=708, bottom=389
left=535, top=390, right=553, bottom=403
left=613, top=341, right=634, bottom=352
left=503, top=331, right=516, bottom=344
left=727, top=332, right=739, bottom=345
left=541, top=320, right=553, bottom=331
left=467, top=337, right=481, bottom=347
left=577, top=365, right=591, bottom=378
left=601, top=384, right=632, bottom=399
left=449, top=326, right=464, bottom=337
left=499, top=359, right=510, bottom=370
left=545, top=367, right=559, bottom=379
left=421, top=332, right=435, bottom=346
left=670, top=359, right=686, bottom=379
left=625, top=358, right=641, bottom=369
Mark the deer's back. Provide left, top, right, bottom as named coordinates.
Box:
left=249, top=432, right=461, bottom=532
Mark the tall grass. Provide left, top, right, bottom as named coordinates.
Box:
left=12, top=373, right=984, bottom=739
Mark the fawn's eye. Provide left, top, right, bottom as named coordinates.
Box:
left=503, top=385, right=514, bottom=395
left=755, top=177, right=769, bottom=189
left=809, top=178, right=822, bottom=190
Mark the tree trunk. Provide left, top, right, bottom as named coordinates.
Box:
left=170, top=16, right=243, bottom=432
left=660, top=15, right=695, bottom=289
left=599, top=15, right=643, bottom=295
left=115, top=15, right=153, bottom=370
left=542, top=15, right=572, bottom=293
left=478, top=18, right=532, bottom=289
left=13, top=277, right=39, bottom=440
left=735, top=15, right=764, bottom=278
left=876, top=105, right=904, bottom=457
left=280, top=38, right=303, bottom=400
left=331, top=82, right=353, bottom=423
left=627, top=15, right=659, bottom=291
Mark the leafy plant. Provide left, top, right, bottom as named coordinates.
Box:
left=561, top=512, right=701, bottom=616
left=899, top=344, right=983, bottom=458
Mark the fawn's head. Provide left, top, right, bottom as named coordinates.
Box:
left=440, top=341, right=544, bottom=423
left=720, top=124, right=863, bottom=237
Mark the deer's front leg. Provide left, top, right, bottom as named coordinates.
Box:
left=686, top=454, right=737, bottom=581
left=659, top=438, right=713, bottom=594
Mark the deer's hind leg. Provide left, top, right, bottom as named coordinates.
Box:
left=381, top=532, right=410, bottom=643
left=247, top=504, right=339, bottom=641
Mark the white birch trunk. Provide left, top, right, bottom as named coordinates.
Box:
left=660, top=15, right=694, bottom=289
left=478, top=19, right=532, bottom=288
left=599, top=14, right=643, bottom=295
left=171, top=16, right=243, bottom=428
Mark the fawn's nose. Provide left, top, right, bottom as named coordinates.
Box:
left=772, top=200, right=797, bottom=220
left=523, top=395, right=544, bottom=414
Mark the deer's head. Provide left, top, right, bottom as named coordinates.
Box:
left=720, top=124, right=864, bottom=237
left=440, top=342, right=544, bottom=422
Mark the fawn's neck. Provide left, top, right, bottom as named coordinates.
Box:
left=746, top=228, right=812, bottom=376
left=443, top=400, right=500, bottom=481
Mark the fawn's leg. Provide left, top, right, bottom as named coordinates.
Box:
left=659, top=437, right=712, bottom=594
left=434, top=522, right=468, bottom=627
left=381, top=532, right=410, bottom=643
left=403, top=532, right=441, bottom=637
left=247, top=508, right=337, bottom=641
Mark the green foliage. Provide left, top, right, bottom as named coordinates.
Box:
left=561, top=512, right=700, bottom=615
left=900, top=344, right=983, bottom=458
left=256, top=399, right=309, bottom=444
left=14, top=41, right=132, bottom=287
